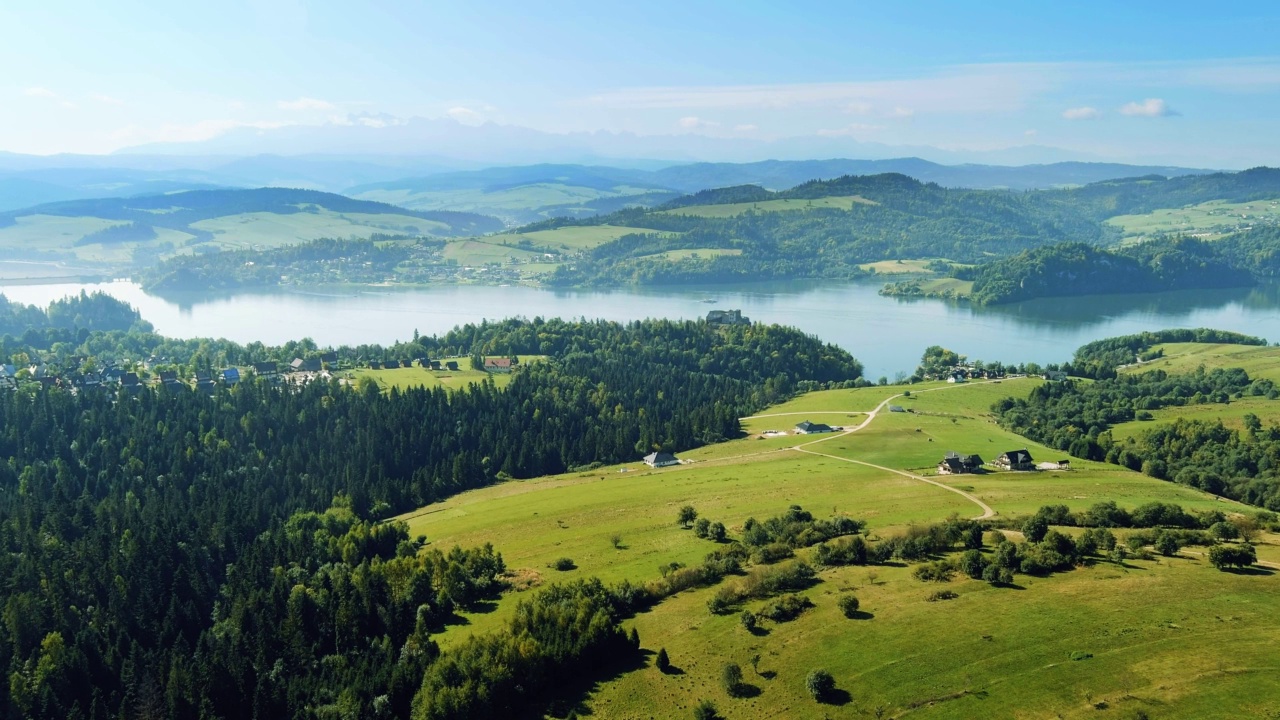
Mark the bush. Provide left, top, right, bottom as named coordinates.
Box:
left=958, top=549, right=987, bottom=579
left=550, top=557, right=576, bottom=571
left=912, top=560, right=954, bottom=582
left=708, top=521, right=728, bottom=543
left=757, top=593, right=813, bottom=622
left=721, top=663, right=745, bottom=697
left=925, top=590, right=959, bottom=602
left=740, top=611, right=758, bottom=632
left=656, top=647, right=670, bottom=672
left=692, top=699, right=719, bottom=720
left=805, top=669, right=836, bottom=701
left=751, top=542, right=795, bottom=564
left=694, top=517, right=711, bottom=538
left=1154, top=532, right=1181, bottom=556
left=1208, top=543, right=1257, bottom=570
left=837, top=594, right=860, bottom=618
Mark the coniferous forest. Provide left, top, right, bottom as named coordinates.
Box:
left=0, top=301, right=862, bottom=719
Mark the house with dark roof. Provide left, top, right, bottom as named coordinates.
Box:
left=253, top=361, right=279, bottom=377
left=445, top=361, right=459, bottom=371
left=795, top=420, right=835, bottom=434
left=157, top=370, right=179, bottom=386
left=119, top=372, right=141, bottom=392
left=889, top=404, right=906, bottom=413
left=937, top=451, right=985, bottom=474
left=222, top=368, right=241, bottom=385
left=994, top=449, right=1035, bottom=471
left=319, top=351, right=338, bottom=368
left=1044, top=371, right=1069, bottom=382
left=368, top=360, right=382, bottom=370
left=429, top=360, right=442, bottom=370
left=643, top=451, right=680, bottom=468
left=384, top=359, right=400, bottom=369
left=484, top=358, right=513, bottom=373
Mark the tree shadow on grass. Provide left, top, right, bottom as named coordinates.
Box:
left=758, top=670, right=777, bottom=681
left=731, top=683, right=762, bottom=699
left=747, top=625, right=771, bottom=637
left=529, top=648, right=653, bottom=719
left=1223, top=566, right=1274, bottom=576
left=846, top=610, right=876, bottom=620
left=819, top=689, right=853, bottom=706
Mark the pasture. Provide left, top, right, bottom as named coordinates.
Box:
left=397, top=377, right=1277, bottom=718
left=1106, top=197, right=1280, bottom=242
left=659, top=195, right=876, bottom=218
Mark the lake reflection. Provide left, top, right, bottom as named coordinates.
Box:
left=3, top=278, right=1279, bottom=380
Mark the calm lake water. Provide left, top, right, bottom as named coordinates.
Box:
left=3, top=279, right=1280, bottom=379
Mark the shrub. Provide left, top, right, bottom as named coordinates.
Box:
left=708, top=521, right=728, bottom=543
left=550, top=557, right=576, bottom=571
left=721, top=663, right=745, bottom=697
left=1208, top=543, right=1257, bottom=570
left=694, top=517, right=711, bottom=538
left=912, top=560, right=954, bottom=582
left=751, top=542, right=795, bottom=565
left=1154, top=532, right=1181, bottom=556
left=837, top=594, right=860, bottom=618
left=692, top=699, right=719, bottom=720
left=805, top=669, right=836, bottom=701
left=707, top=594, right=732, bottom=615
left=740, top=611, right=758, bottom=632
left=678, top=505, right=698, bottom=528
left=656, top=647, right=670, bottom=672
left=757, top=593, right=813, bottom=622
left=958, top=549, right=987, bottom=579
left=925, top=590, right=959, bottom=602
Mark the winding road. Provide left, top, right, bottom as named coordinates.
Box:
left=738, top=380, right=1019, bottom=520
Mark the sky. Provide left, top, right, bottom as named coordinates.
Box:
left=5, top=0, right=1280, bottom=166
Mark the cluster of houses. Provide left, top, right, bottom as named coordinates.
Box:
left=936, top=448, right=1070, bottom=474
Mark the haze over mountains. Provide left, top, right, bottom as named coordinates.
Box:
left=0, top=151, right=1214, bottom=222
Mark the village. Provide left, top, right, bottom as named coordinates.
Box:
left=0, top=351, right=521, bottom=394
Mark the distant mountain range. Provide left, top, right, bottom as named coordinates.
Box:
left=0, top=154, right=1217, bottom=223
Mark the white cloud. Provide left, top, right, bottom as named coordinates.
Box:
left=23, top=87, right=58, bottom=98
left=678, top=116, right=720, bottom=129
left=278, top=97, right=335, bottom=111
left=1062, top=106, right=1101, bottom=120
left=888, top=106, right=914, bottom=118
left=734, top=123, right=759, bottom=132
left=1119, top=98, right=1179, bottom=117
left=1025, top=129, right=1038, bottom=136
left=446, top=106, right=485, bottom=125
left=817, top=123, right=884, bottom=137
left=91, top=93, right=124, bottom=106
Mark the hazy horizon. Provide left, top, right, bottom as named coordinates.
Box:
left=5, top=1, right=1280, bottom=168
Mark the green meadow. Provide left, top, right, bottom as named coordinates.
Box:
left=398, top=375, right=1277, bottom=718
left=659, top=194, right=876, bottom=218
left=1107, top=197, right=1280, bottom=242
left=343, top=356, right=544, bottom=392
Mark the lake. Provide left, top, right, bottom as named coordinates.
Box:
left=3, top=279, right=1280, bottom=379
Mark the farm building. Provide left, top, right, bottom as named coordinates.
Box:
left=253, top=361, right=279, bottom=378
left=795, top=420, right=835, bottom=434
left=888, top=405, right=906, bottom=413
left=994, top=449, right=1035, bottom=471
left=445, top=361, right=460, bottom=371
left=1037, top=460, right=1072, bottom=471
left=484, top=358, right=513, bottom=373
left=1044, top=371, right=1068, bottom=382
left=221, top=368, right=241, bottom=385
left=643, top=451, right=680, bottom=468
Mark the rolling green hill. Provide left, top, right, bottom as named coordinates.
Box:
left=0, top=188, right=503, bottom=268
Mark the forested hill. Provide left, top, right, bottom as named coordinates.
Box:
left=967, top=238, right=1254, bottom=306
left=0, top=313, right=861, bottom=718
left=0, top=187, right=504, bottom=237
left=528, top=167, right=1280, bottom=288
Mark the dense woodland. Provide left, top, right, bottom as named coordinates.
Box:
left=965, top=237, right=1253, bottom=306
left=0, top=296, right=863, bottom=719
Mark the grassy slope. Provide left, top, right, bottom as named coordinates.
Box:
left=659, top=195, right=876, bottom=218
left=1107, top=197, right=1280, bottom=242
left=398, top=377, right=1275, bottom=718
left=191, top=209, right=450, bottom=249
left=342, top=357, right=544, bottom=392
left=1107, top=342, right=1280, bottom=443
left=482, top=225, right=660, bottom=251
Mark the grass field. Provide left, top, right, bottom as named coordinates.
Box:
left=1107, top=197, right=1280, bottom=242
left=858, top=259, right=961, bottom=275
left=440, top=239, right=544, bottom=266
left=342, top=357, right=544, bottom=392
left=481, top=225, right=658, bottom=252
left=397, top=377, right=1277, bottom=717
left=192, top=209, right=451, bottom=250
left=660, top=195, right=876, bottom=218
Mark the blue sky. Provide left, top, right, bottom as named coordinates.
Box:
left=5, top=0, right=1280, bottom=166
